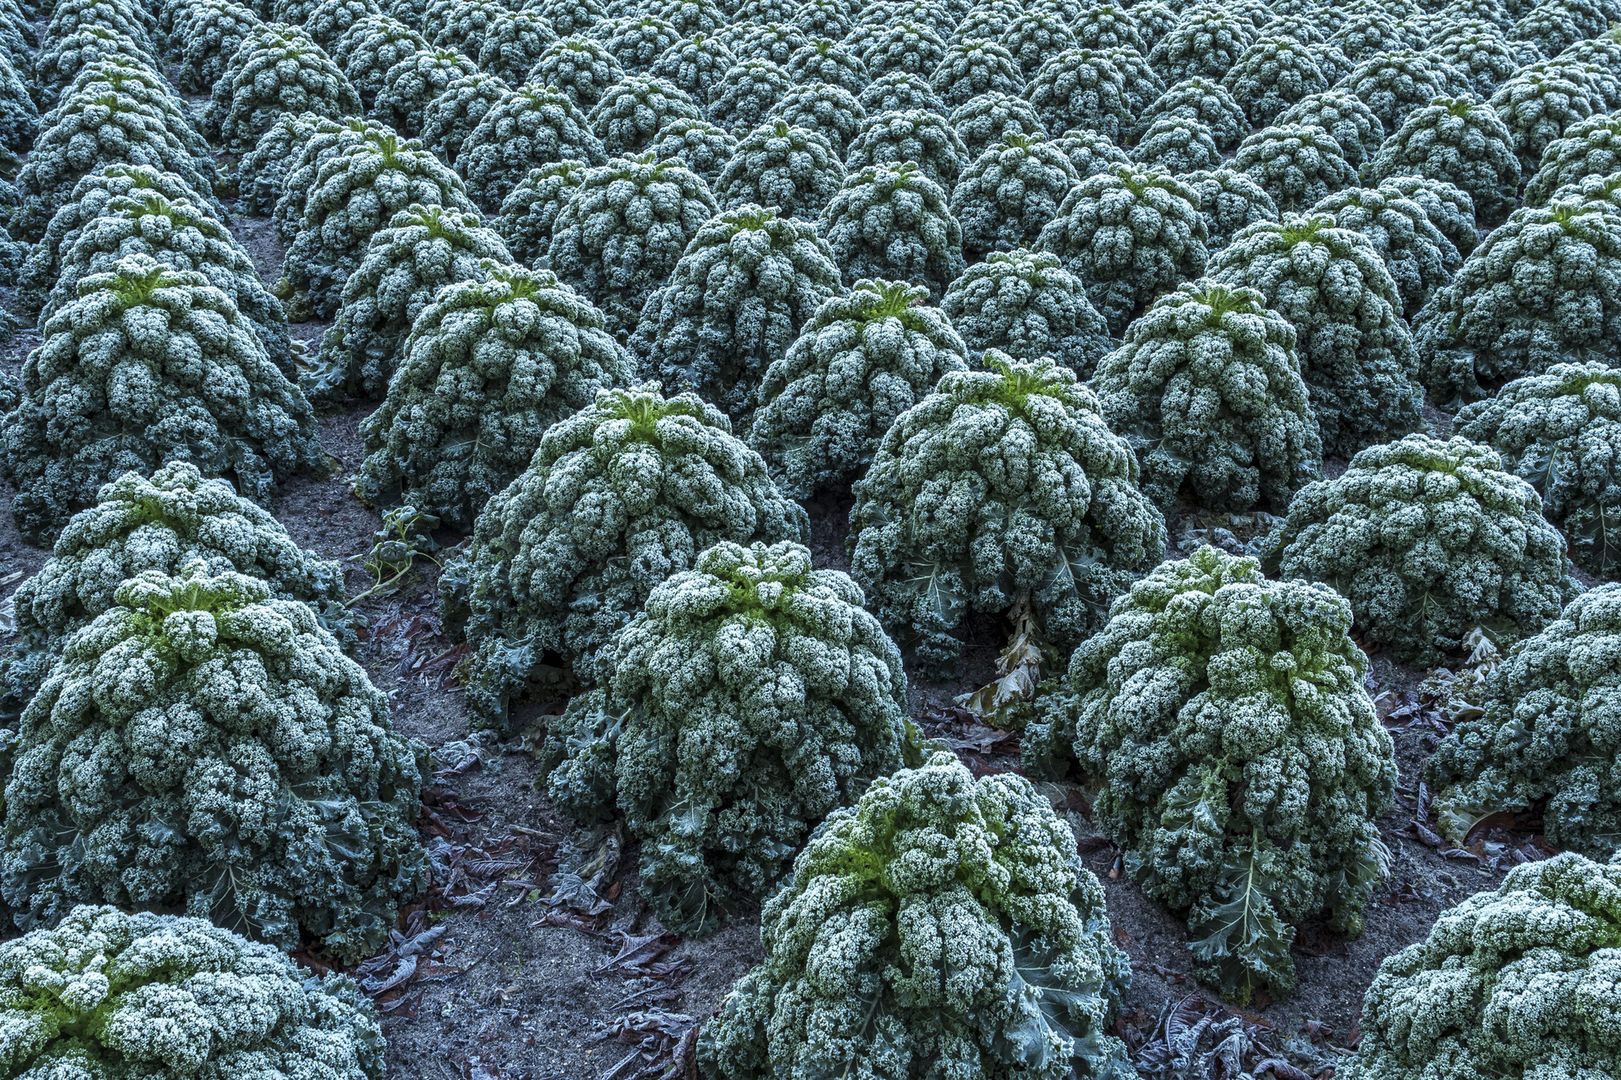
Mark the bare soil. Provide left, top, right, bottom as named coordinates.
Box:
left=0, top=87, right=1525, bottom=1080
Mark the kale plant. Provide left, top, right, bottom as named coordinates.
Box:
left=2, top=568, right=425, bottom=962
left=541, top=540, right=918, bottom=934
left=849, top=354, right=1166, bottom=670
left=699, top=751, right=1133, bottom=1080
left=1025, top=545, right=1396, bottom=1003
left=440, top=386, right=807, bottom=719
left=0, top=905, right=386, bottom=1077
left=1259, top=433, right=1578, bottom=664
left=750, top=279, right=968, bottom=499
left=1093, top=282, right=1322, bottom=513
left=356, top=263, right=632, bottom=529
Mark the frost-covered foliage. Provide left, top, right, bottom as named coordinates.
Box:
left=1, top=568, right=425, bottom=963
left=723, top=19, right=807, bottom=68
left=646, top=117, right=735, bottom=184
left=1093, top=282, right=1322, bottom=513
left=49, top=0, right=157, bottom=58
left=588, top=73, right=702, bottom=158
left=821, top=162, right=963, bottom=300
left=784, top=37, right=867, bottom=97
left=1276, top=89, right=1386, bottom=168
left=716, top=119, right=842, bottom=217
left=0, top=50, right=33, bottom=154
left=19, top=166, right=213, bottom=315
left=1309, top=184, right=1462, bottom=316
left=0, top=256, right=324, bottom=544
left=304, top=0, right=381, bottom=46
left=1209, top=216, right=1423, bottom=455
left=172, top=0, right=261, bottom=94
left=1363, top=96, right=1521, bottom=225
left=334, top=15, right=425, bottom=104
left=951, top=135, right=1078, bottom=261
left=441, top=385, right=807, bottom=716
left=638, top=207, right=840, bottom=418
left=269, top=116, right=394, bottom=241
left=477, top=8, right=559, bottom=83
left=790, top=0, right=849, bottom=37
left=376, top=47, right=476, bottom=132
left=1430, top=18, right=1522, bottom=98
left=1513, top=0, right=1613, bottom=55
left=1341, top=853, right=1621, bottom=1080
left=243, top=113, right=348, bottom=215
left=35, top=25, right=156, bottom=101
left=766, top=80, right=865, bottom=154
left=1183, top=168, right=1280, bottom=253
left=1430, top=585, right=1621, bottom=858
left=1524, top=112, right=1621, bottom=206
left=1099, top=44, right=1165, bottom=117
left=1231, top=122, right=1359, bottom=212
left=419, top=70, right=511, bottom=165
left=1147, top=10, right=1255, bottom=83
left=699, top=751, right=1132, bottom=1080
left=13, top=71, right=220, bottom=241
left=946, top=0, right=1012, bottom=43
left=1414, top=200, right=1621, bottom=403
left=541, top=540, right=916, bottom=935
left=859, top=19, right=947, bottom=80
left=284, top=130, right=475, bottom=318
left=59, top=55, right=215, bottom=158
left=858, top=70, right=947, bottom=117
left=530, top=36, right=625, bottom=110
left=357, top=263, right=630, bottom=529
left=1223, top=36, right=1331, bottom=126
left=708, top=57, right=792, bottom=131
left=941, top=249, right=1113, bottom=376
left=845, top=108, right=967, bottom=191
left=314, top=203, right=512, bottom=400
left=1456, top=362, right=1621, bottom=577
left=0, top=462, right=348, bottom=719
left=204, top=23, right=361, bottom=153
left=927, top=38, right=1020, bottom=108
left=1490, top=62, right=1604, bottom=172
left=1074, top=3, right=1148, bottom=53
left=1380, top=172, right=1481, bottom=256
left=1330, top=10, right=1410, bottom=64
left=1140, top=77, right=1249, bottom=152
left=1335, top=48, right=1465, bottom=133
left=600, top=13, right=681, bottom=72
left=1260, top=433, right=1577, bottom=663
left=1131, top=115, right=1223, bottom=174
left=0, top=226, right=20, bottom=282
left=750, top=279, right=968, bottom=499
left=1024, top=545, right=1395, bottom=1003
left=655, top=0, right=722, bottom=37
left=950, top=90, right=1046, bottom=163
left=849, top=354, right=1166, bottom=669
left=1025, top=48, right=1131, bottom=142
left=460, top=85, right=603, bottom=210
left=424, top=0, right=501, bottom=45
left=1556, top=37, right=1621, bottom=103
left=39, top=190, right=293, bottom=381
left=531, top=0, right=604, bottom=40
left=0, top=0, right=30, bottom=59
left=1036, top=164, right=1207, bottom=336
left=0, top=905, right=386, bottom=1077
left=494, top=159, right=587, bottom=265
left=651, top=32, right=737, bottom=106
left=546, top=154, right=717, bottom=335
left=998, top=10, right=1075, bottom=78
